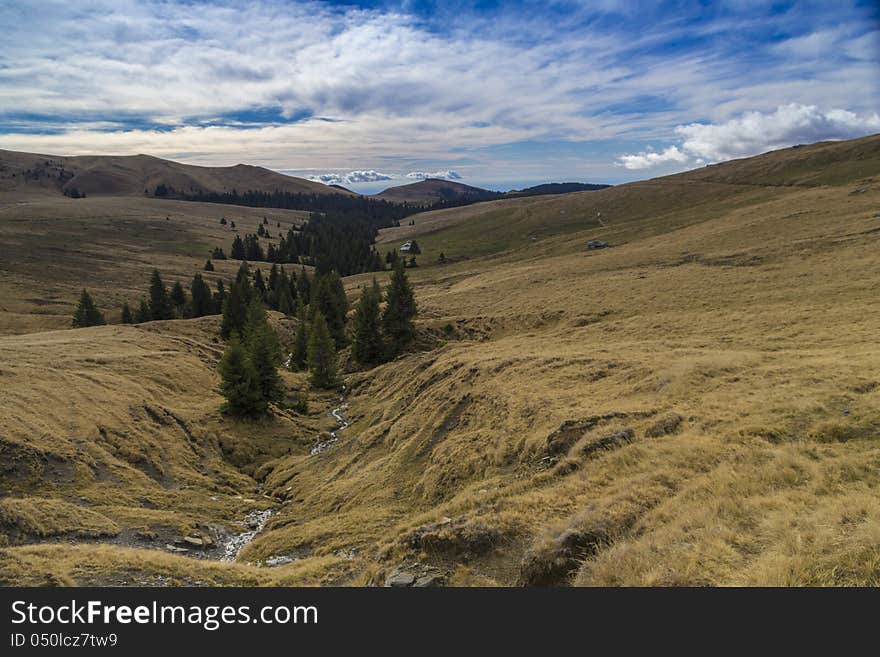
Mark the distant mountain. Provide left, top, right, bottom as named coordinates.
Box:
left=0, top=149, right=350, bottom=199
left=507, top=182, right=611, bottom=197
left=374, top=178, right=500, bottom=204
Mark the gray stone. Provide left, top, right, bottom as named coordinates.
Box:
left=385, top=571, right=416, bottom=587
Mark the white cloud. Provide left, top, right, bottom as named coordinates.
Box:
left=617, top=104, right=880, bottom=170
left=404, top=170, right=462, bottom=180
left=309, top=170, right=394, bottom=185
left=616, top=145, right=688, bottom=170
left=676, top=104, right=880, bottom=161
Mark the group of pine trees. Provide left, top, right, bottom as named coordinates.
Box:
left=218, top=294, right=284, bottom=416
left=351, top=259, right=418, bottom=365
left=118, top=269, right=227, bottom=324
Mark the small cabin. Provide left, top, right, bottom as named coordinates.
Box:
left=587, top=240, right=609, bottom=250
left=400, top=240, right=414, bottom=253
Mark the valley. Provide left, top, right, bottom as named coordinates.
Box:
left=1, top=135, right=879, bottom=586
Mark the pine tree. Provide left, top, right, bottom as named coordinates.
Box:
left=214, top=280, right=226, bottom=314
left=383, top=259, right=417, bottom=358
left=148, top=269, right=173, bottom=320
left=268, top=263, right=279, bottom=292
left=307, top=310, right=338, bottom=389
left=135, top=298, right=151, bottom=323
left=204, top=259, right=215, bottom=271
left=247, top=320, right=284, bottom=404
left=352, top=279, right=383, bottom=366
left=311, top=271, right=348, bottom=348
left=218, top=337, right=265, bottom=416
left=254, top=268, right=266, bottom=299
left=231, top=234, right=245, bottom=260
left=297, top=266, right=310, bottom=305
left=291, top=302, right=308, bottom=371
left=171, top=281, right=187, bottom=315
left=221, top=280, right=249, bottom=339
left=277, top=280, right=295, bottom=315
left=191, top=273, right=214, bottom=317
left=72, top=289, right=106, bottom=327
left=121, top=302, right=133, bottom=324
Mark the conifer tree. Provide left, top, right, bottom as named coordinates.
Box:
left=307, top=310, right=338, bottom=389
left=148, top=269, right=173, bottom=320
left=191, top=273, right=214, bottom=317
left=246, top=318, right=284, bottom=404
left=277, top=280, right=295, bottom=315
left=297, top=266, right=310, bottom=305
left=220, top=280, right=249, bottom=339
left=204, top=259, right=215, bottom=271
left=171, top=281, right=187, bottom=315
left=214, top=280, right=226, bottom=314
left=121, top=302, right=133, bottom=324
left=254, top=268, right=266, bottom=299
left=291, top=302, right=308, bottom=371
left=231, top=234, right=245, bottom=260
left=218, top=337, right=264, bottom=416
left=72, top=289, right=106, bottom=328
left=135, top=298, right=151, bottom=323
left=268, top=263, right=279, bottom=292
left=383, top=259, right=417, bottom=358
left=352, top=279, right=383, bottom=366
left=311, top=271, right=348, bottom=348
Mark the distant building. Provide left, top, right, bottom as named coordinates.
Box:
left=587, top=240, right=609, bottom=250
left=400, top=239, right=421, bottom=254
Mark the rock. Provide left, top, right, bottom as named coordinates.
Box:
left=165, top=544, right=189, bottom=553
left=385, top=571, right=416, bottom=587
left=182, top=535, right=204, bottom=548
left=414, top=573, right=445, bottom=587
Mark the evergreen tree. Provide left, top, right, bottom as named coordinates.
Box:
left=220, top=217, right=227, bottom=225
left=170, top=281, right=187, bottom=315
left=268, top=263, right=279, bottom=291
left=214, top=280, right=226, bottom=314
left=220, top=280, right=249, bottom=339
left=148, top=269, right=173, bottom=320
left=254, top=268, right=266, bottom=299
left=351, top=279, right=383, bottom=366
left=297, top=266, right=310, bottom=305
left=218, top=337, right=265, bottom=416
left=135, top=298, right=151, bottom=323
left=247, top=319, right=284, bottom=404
left=72, top=289, right=105, bottom=328
left=191, top=273, right=214, bottom=317
left=307, top=310, right=338, bottom=389
left=204, top=259, right=215, bottom=271
left=231, top=234, right=245, bottom=260
left=121, top=302, right=133, bottom=324
left=311, top=271, right=348, bottom=348
left=383, top=259, right=417, bottom=358
left=291, top=302, right=308, bottom=371
left=277, top=280, right=295, bottom=315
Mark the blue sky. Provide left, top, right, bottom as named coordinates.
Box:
left=0, top=1, right=878, bottom=192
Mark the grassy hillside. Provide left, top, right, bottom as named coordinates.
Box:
left=0, top=149, right=347, bottom=200
left=0, top=196, right=307, bottom=334
left=374, top=178, right=495, bottom=204
left=2, top=135, right=879, bottom=586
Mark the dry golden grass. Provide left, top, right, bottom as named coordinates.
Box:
left=1, top=135, right=879, bottom=586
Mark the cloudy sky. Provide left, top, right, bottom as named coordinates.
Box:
left=1, top=1, right=878, bottom=192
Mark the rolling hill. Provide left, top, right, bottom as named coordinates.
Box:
left=0, top=149, right=348, bottom=200
left=374, top=178, right=499, bottom=204
left=1, top=134, right=879, bottom=586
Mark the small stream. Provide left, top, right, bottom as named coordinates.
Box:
left=220, top=508, right=275, bottom=562
left=218, top=389, right=351, bottom=561
left=310, top=389, right=350, bottom=455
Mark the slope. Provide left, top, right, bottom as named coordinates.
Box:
left=0, top=149, right=349, bottom=200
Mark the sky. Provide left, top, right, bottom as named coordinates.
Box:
left=0, top=1, right=878, bottom=192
